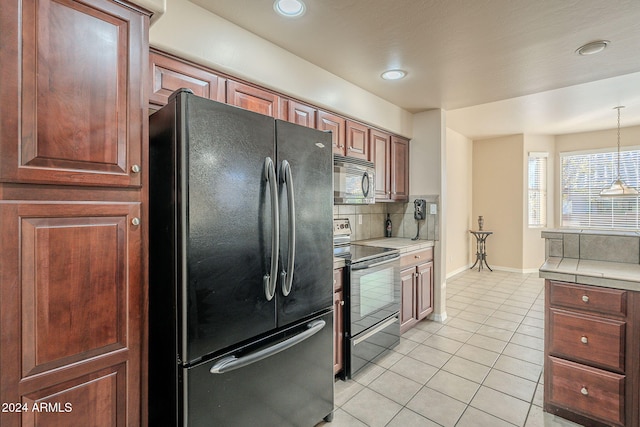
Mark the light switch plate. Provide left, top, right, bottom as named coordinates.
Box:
left=429, top=204, right=437, bottom=215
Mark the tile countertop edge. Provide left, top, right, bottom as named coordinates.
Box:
left=539, top=257, right=640, bottom=291
left=352, top=238, right=435, bottom=253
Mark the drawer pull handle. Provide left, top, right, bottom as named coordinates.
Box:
left=581, top=387, right=588, bottom=396
left=581, top=336, right=588, bottom=344
left=582, top=295, right=589, bottom=303
left=415, top=255, right=421, bottom=259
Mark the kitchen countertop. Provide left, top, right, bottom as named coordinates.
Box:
left=539, top=257, right=640, bottom=291
left=353, top=238, right=434, bottom=253
left=333, top=257, right=345, bottom=269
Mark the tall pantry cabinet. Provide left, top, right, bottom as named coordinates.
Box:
left=0, top=0, right=149, bottom=426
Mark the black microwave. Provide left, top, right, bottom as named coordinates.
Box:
left=334, top=155, right=375, bottom=204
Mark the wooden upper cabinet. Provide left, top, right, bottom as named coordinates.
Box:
left=288, top=100, right=317, bottom=128
left=370, top=129, right=392, bottom=201
left=317, top=110, right=346, bottom=155
left=391, top=135, right=410, bottom=202
left=226, top=80, right=284, bottom=119
left=0, top=0, right=147, bottom=188
left=150, top=50, right=226, bottom=107
left=345, top=120, right=369, bottom=160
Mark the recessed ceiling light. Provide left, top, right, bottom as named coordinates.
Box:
left=576, top=40, right=610, bottom=56
left=274, top=0, right=306, bottom=17
left=381, top=69, right=407, bottom=80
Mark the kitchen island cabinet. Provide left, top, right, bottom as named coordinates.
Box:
left=0, top=0, right=149, bottom=425
left=540, top=230, right=640, bottom=427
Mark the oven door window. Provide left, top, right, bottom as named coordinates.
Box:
left=350, top=263, right=399, bottom=336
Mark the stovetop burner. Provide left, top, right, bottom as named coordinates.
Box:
left=333, top=218, right=399, bottom=263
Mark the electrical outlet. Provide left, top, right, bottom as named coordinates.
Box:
left=358, top=214, right=362, bottom=225
left=429, top=204, right=437, bottom=215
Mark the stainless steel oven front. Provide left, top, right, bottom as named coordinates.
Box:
left=346, top=252, right=401, bottom=378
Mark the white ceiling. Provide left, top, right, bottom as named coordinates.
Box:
left=190, top=0, right=640, bottom=139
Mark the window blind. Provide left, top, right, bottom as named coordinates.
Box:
left=528, top=153, right=548, bottom=227
left=561, top=148, right=640, bottom=229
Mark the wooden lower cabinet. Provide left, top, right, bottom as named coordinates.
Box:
left=399, top=248, right=434, bottom=334
left=0, top=201, right=143, bottom=426
left=333, top=268, right=344, bottom=376
left=544, top=280, right=640, bottom=427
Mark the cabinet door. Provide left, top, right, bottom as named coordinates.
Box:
left=391, top=136, right=410, bottom=202
left=346, top=120, right=369, bottom=160
left=416, top=261, right=434, bottom=320
left=150, top=50, right=226, bottom=107
left=227, top=80, right=284, bottom=119
left=288, top=100, right=317, bottom=129
left=0, top=201, right=143, bottom=427
left=317, top=110, right=346, bottom=155
left=0, top=0, right=147, bottom=187
left=333, top=289, right=344, bottom=375
left=400, top=268, right=417, bottom=333
left=371, top=129, right=391, bottom=201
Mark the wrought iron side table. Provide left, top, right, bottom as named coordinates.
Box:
left=469, top=230, right=493, bottom=271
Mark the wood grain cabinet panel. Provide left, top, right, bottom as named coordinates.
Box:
left=0, top=0, right=146, bottom=187
left=549, top=309, right=625, bottom=372
left=317, top=110, right=346, bottom=155
left=345, top=120, right=369, bottom=160
left=227, top=80, right=284, bottom=119
left=370, top=129, right=391, bottom=200
left=288, top=100, right=317, bottom=128
left=150, top=50, right=226, bottom=107
left=547, top=356, right=625, bottom=426
left=22, top=364, right=126, bottom=427
left=549, top=281, right=627, bottom=317
left=0, top=202, right=142, bottom=426
left=391, top=136, right=409, bottom=202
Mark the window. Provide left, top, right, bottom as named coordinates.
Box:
left=528, top=152, right=548, bottom=227
left=561, top=148, right=640, bottom=229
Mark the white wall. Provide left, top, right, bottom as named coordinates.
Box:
left=411, top=110, right=447, bottom=320
left=148, top=0, right=413, bottom=137
left=445, top=129, right=473, bottom=277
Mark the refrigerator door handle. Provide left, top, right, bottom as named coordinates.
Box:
left=279, top=160, right=296, bottom=296
left=209, top=319, right=326, bottom=374
left=263, top=157, right=279, bottom=301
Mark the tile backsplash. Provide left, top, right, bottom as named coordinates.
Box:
left=333, top=195, right=439, bottom=241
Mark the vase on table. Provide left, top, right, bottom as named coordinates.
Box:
left=478, top=216, right=484, bottom=231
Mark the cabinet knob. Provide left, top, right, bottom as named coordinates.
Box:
left=333, top=279, right=336, bottom=285
left=340, top=301, right=345, bottom=306
left=131, top=217, right=141, bottom=226
left=415, top=255, right=421, bottom=259
left=582, top=295, right=589, bottom=303
left=580, top=387, right=588, bottom=396
left=580, top=336, right=588, bottom=344
left=131, top=164, right=141, bottom=174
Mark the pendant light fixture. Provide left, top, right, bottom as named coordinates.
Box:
left=600, top=106, right=639, bottom=197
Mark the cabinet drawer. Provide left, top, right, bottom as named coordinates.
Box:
left=547, top=356, right=624, bottom=426
left=548, top=281, right=626, bottom=316
left=549, top=309, right=625, bottom=372
left=400, top=247, right=433, bottom=269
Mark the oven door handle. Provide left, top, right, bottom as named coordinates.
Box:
left=353, top=316, right=398, bottom=346
left=351, top=254, right=400, bottom=270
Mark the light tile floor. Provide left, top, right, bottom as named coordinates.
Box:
left=316, top=269, right=585, bottom=427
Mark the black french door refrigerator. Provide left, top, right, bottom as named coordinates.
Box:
left=148, top=89, right=334, bottom=426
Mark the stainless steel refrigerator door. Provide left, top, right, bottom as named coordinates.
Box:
left=275, top=120, right=333, bottom=327
left=182, top=94, right=279, bottom=361
left=184, top=312, right=334, bottom=427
